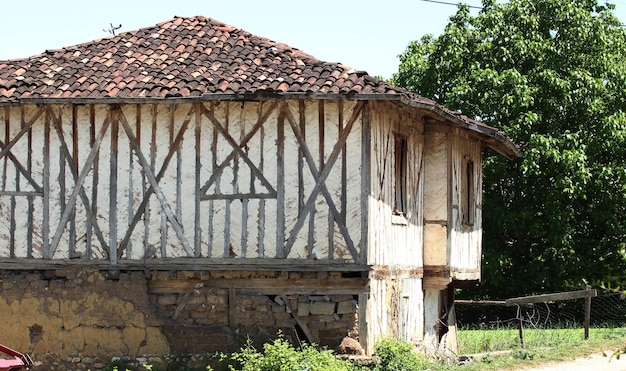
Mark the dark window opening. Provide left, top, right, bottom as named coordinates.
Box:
left=462, top=160, right=475, bottom=225
left=394, top=135, right=408, bottom=215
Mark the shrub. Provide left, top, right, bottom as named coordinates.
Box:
left=216, top=336, right=359, bottom=371
left=371, top=338, right=429, bottom=371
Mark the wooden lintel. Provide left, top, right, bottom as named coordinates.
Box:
left=0, top=258, right=370, bottom=272
left=423, top=265, right=450, bottom=278
left=148, top=277, right=369, bottom=295
left=423, top=276, right=451, bottom=290
left=369, top=266, right=423, bottom=279
left=506, top=289, right=598, bottom=307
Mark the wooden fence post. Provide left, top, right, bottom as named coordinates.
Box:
left=584, top=285, right=592, bottom=340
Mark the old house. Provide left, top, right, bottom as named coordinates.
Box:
left=0, top=16, right=519, bottom=360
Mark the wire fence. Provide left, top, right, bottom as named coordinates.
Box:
left=456, top=289, right=626, bottom=329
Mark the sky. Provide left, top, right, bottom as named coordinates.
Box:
left=1, top=0, right=626, bottom=79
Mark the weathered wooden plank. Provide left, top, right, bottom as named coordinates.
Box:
left=146, top=104, right=157, bottom=258
left=223, top=104, right=232, bottom=258
left=43, top=108, right=51, bottom=258
left=172, top=292, right=192, bottom=321
left=2, top=107, right=9, bottom=192
left=0, top=257, right=370, bottom=271
left=149, top=277, right=369, bottom=295
left=358, top=292, right=369, bottom=353
left=360, top=104, right=370, bottom=263
left=85, top=105, right=98, bottom=259
left=109, top=109, right=119, bottom=264
left=25, top=106, right=34, bottom=258
left=258, top=102, right=266, bottom=257
left=276, top=106, right=285, bottom=258
left=194, top=103, right=202, bottom=257
left=339, top=100, right=347, bottom=225
left=240, top=107, right=249, bottom=257
left=208, top=105, right=218, bottom=258
left=0, top=191, right=42, bottom=196
left=506, top=289, right=598, bottom=306
left=298, top=100, right=305, bottom=213
left=118, top=110, right=194, bottom=257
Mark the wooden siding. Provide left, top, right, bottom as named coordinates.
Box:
left=368, top=102, right=424, bottom=268
left=449, top=129, right=483, bottom=279
left=0, top=100, right=364, bottom=265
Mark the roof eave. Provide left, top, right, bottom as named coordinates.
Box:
left=400, top=96, right=521, bottom=159
left=0, top=91, right=521, bottom=158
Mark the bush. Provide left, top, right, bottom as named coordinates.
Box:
left=215, top=336, right=359, bottom=371
left=371, top=338, right=429, bottom=371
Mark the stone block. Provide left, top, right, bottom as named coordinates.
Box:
left=331, top=295, right=355, bottom=302
left=336, top=300, right=357, bottom=314
left=157, top=295, right=177, bottom=306
left=309, top=302, right=335, bottom=316
left=297, top=302, right=310, bottom=317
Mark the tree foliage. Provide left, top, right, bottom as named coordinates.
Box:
left=394, top=0, right=626, bottom=296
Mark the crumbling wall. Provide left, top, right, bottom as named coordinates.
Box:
left=0, top=269, right=360, bottom=364
left=149, top=271, right=359, bottom=353
left=0, top=270, right=168, bottom=357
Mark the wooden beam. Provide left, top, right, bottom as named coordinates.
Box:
left=0, top=257, right=370, bottom=272
left=505, top=289, right=598, bottom=307
left=149, top=277, right=369, bottom=295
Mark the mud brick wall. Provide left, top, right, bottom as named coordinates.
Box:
left=0, top=269, right=362, bottom=363
left=0, top=270, right=169, bottom=358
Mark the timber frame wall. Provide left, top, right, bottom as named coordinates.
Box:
left=0, top=99, right=368, bottom=271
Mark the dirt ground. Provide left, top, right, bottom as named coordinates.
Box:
left=522, top=351, right=626, bottom=371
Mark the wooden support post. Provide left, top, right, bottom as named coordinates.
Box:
left=518, top=316, right=525, bottom=347
left=584, top=285, right=592, bottom=340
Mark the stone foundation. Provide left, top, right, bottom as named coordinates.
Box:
left=0, top=269, right=361, bottom=369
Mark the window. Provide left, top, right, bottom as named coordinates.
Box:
left=462, top=160, right=475, bottom=225
left=394, top=135, right=408, bottom=215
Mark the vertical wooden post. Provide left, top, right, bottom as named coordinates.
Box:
left=517, top=308, right=525, bottom=347
left=358, top=292, right=369, bottom=355
left=109, top=107, right=119, bottom=265
left=360, top=103, right=370, bottom=263
left=194, top=103, right=202, bottom=257
left=584, top=285, right=592, bottom=340
left=276, top=105, right=285, bottom=257
left=43, top=108, right=50, bottom=259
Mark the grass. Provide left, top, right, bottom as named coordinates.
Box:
left=448, top=325, right=626, bottom=370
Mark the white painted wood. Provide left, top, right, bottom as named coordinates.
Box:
left=423, top=288, right=440, bottom=351
left=368, top=101, right=424, bottom=267
left=449, top=130, right=483, bottom=279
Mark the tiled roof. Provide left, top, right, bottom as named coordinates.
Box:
left=0, top=16, right=405, bottom=100
left=0, top=16, right=519, bottom=157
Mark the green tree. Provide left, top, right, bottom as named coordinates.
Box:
left=394, top=0, right=626, bottom=296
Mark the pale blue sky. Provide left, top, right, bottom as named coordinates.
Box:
left=1, top=0, right=626, bottom=79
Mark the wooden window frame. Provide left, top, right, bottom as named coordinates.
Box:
left=462, top=159, right=475, bottom=225
left=394, top=134, right=408, bottom=216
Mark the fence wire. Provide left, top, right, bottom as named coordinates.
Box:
left=456, top=290, right=626, bottom=328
